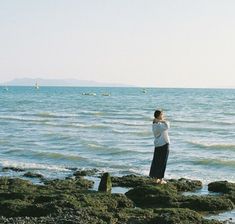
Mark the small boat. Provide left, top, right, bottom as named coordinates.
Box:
left=35, top=81, right=39, bottom=89
left=142, top=88, right=147, bottom=93
left=4, top=86, right=9, bottom=91
left=101, top=93, right=111, bottom=96
left=82, top=92, right=96, bottom=96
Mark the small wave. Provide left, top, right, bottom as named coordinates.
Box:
left=34, top=112, right=79, bottom=119
left=109, top=120, right=146, bottom=127
left=36, top=112, right=57, bottom=118
left=0, top=115, right=49, bottom=123
left=84, top=141, right=148, bottom=156
left=3, top=149, right=88, bottom=162
left=188, top=141, right=235, bottom=150
left=112, top=129, right=151, bottom=137
left=193, top=159, right=235, bottom=168
left=79, top=111, right=105, bottom=116
left=172, top=119, right=203, bottom=124
left=67, top=123, right=110, bottom=129
left=0, top=160, right=69, bottom=171
left=36, top=151, right=87, bottom=161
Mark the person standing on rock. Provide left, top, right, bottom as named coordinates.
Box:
left=149, top=110, right=170, bottom=184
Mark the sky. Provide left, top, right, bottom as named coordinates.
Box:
left=0, top=0, right=235, bottom=88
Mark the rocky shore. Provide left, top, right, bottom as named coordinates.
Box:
left=0, top=167, right=234, bottom=224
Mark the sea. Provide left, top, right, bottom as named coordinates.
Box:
left=0, top=86, right=235, bottom=221
left=0, top=86, right=234, bottom=182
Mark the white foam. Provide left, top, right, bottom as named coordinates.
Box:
left=0, top=160, right=69, bottom=171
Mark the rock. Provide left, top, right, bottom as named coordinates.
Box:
left=23, top=172, right=44, bottom=179
left=0, top=176, right=230, bottom=223
left=168, top=178, right=203, bottom=192
left=2, top=167, right=25, bottom=172
left=152, top=208, right=222, bottom=224
left=179, top=195, right=234, bottom=211
left=208, top=181, right=235, bottom=194
left=112, top=175, right=202, bottom=192
left=44, top=177, right=94, bottom=190
left=208, top=181, right=235, bottom=204
left=98, top=172, right=112, bottom=192
left=125, top=183, right=234, bottom=212
left=73, top=168, right=99, bottom=177
left=125, top=185, right=178, bottom=208
left=111, top=174, right=155, bottom=187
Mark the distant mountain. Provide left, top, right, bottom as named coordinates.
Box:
left=1, top=78, right=133, bottom=87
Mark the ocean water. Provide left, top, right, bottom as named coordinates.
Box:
left=0, top=86, right=234, bottom=184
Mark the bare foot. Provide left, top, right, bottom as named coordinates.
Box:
left=153, top=178, right=161, bottom=184
left=160, top=179, right=167, bottom=184
left=156, top=179, right=161, bottom=184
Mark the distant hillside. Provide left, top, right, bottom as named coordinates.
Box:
left=1, top=78, right=132, bottom=87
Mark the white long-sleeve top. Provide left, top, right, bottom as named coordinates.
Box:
left=152, top=121, right=170, bottom=147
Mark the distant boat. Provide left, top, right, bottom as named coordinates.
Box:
left=4, top=86, right=9, bottom=91
left=35, top=81, right=39, bottom=89
left=101, top=93, right=111, bottom=96
left=82, top=92, right=96, bottom=96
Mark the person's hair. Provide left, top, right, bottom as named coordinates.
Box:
left=154, top=110, right=162, bottom=119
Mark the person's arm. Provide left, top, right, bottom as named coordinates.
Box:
left=158, top=120, right=170, bottom=130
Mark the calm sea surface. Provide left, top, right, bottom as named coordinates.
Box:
left=0, top=87, right=234, bottom=183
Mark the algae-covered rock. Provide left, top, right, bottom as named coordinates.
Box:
left=0, top=176, right=230, bottom=223
left=116, top=208, right=156, bottom=224
left=0, top=177, right=36, bottom=194
left=73, top=168, right=99, bottom=177
left=44, top=177, right=94, bottom=190
left=208, top=181, right=235, bottom=194
left=208, top=181, right=235, bottom=204
left=112, top=174, right=155, bottom=187
left=81, top=192, right=133, bottom=212
left=2, top=167, right=25, bottom=172
left=98, top=172, right=112, bottom=192
left=152, top=208, right=222, bottom=224
left=168, top=178, right=202, bottom=192
left=23, top=171, right=44, bottom=179
left=179, top=195, right=234, bottom=211
left=125, top=185, right=178, bottom=208
left=112, top=175, right=203, bottom=192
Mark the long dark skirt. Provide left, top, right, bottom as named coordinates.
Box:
left=149, top=143, right=169, bottom=178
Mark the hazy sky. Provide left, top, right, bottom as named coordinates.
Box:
left=0, top=0, right=235, bottom=88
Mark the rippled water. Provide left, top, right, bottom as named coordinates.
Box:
left=0, top=86, right=234, bottom=183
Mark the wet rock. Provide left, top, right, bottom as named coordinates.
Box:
left=152, top=208, right=222, bottom=224
left=112, top=175, right=203, bottom=192
left=73, top=168, right=99, bottom=177
left=116, top=208, right=156, bottom=224
left=44, top=177, right=94, bottom=190
left=125, top=183, right=234, bottom=212
left=98, top=172, right=112, bottom=192
left=208, top=181, right=235, bottom=204
left=2, top=167, right=25, bottom=172
left=168, top=178, right=203, bottom=192
left=23, top=172, right=44, bottom=179
left=208, top=181, right=235, bottom=194
left=111, top=174, right=155, bottom=187
left=0, top=176, right=230, bottom=223
left=179, top=195, right=234, bottom=211
left=125, top=184, right=178, bottom=208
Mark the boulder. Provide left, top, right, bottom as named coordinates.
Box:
left=125, top=185, right=178, bottom=208
left=23, top=171, right=44, bottom=179
left=73, top=168, right=99, bottom=177
left=168, top=178, right=202, bottom=192
left=98, top=172, right=112, bottom=192
left=179, top=195, right=234, bottom=211
left=2, top=167, right=25, bottom=172
left=208, top=181, right=235, bottom=194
